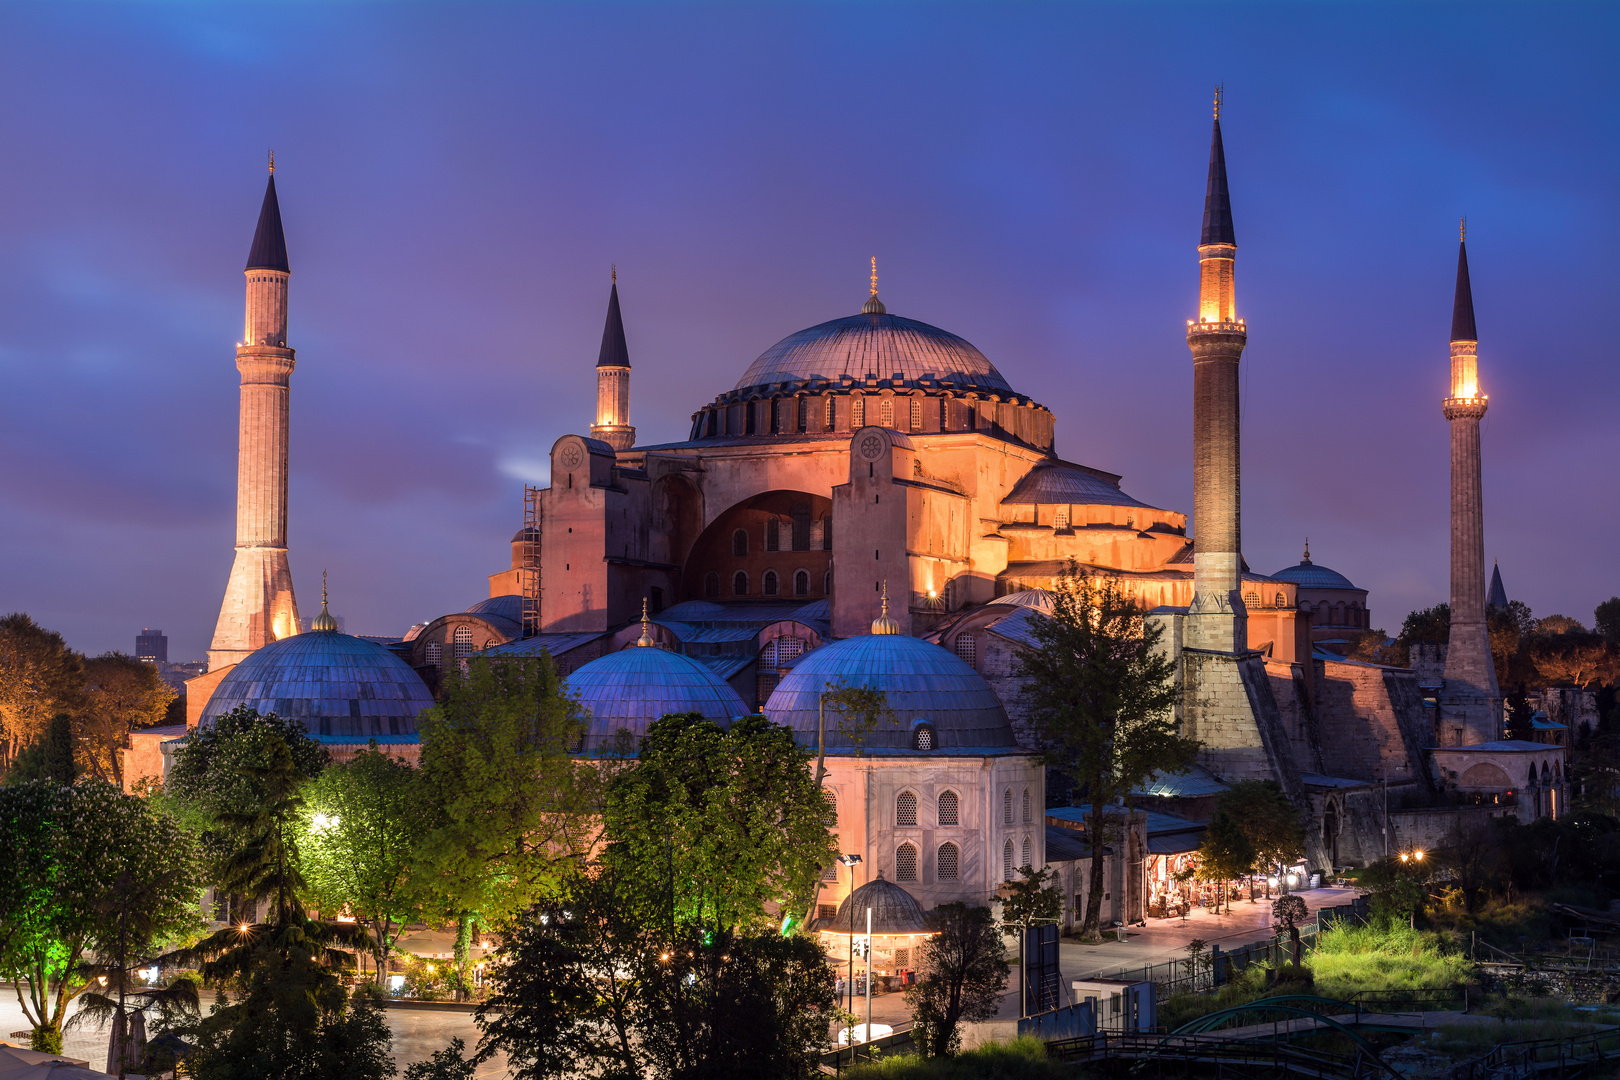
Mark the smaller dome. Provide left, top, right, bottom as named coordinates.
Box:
left=465, top=595, right=523, bottom=623
left=1271, top=541, right=1357, bottom=591
left=511, top=526, right=540, bottom=543
left=988, top=589, right=1055, bottom=613
left=565, top=647, right=748, bottom=752
left=820, top=874, right=928, bottom=935
left=201, top=631, right=436, bottom=737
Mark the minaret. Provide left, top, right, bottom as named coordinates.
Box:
left=1184, top=89, right=1249, bottom=654
left=208, top=157, right=301, bottom=670
left=1439, top=222, right=1501, bottom=744
left=590, top=268, right=636, bottom=452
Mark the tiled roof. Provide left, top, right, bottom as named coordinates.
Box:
left=1001, top=463, right=1155, bottom=509
left=1133, top=764, right=1229, bottom=798
left=734, top=312, right=1013, bottom=394
left=480, top=633, right=605, bottom=658
left=564, top=646, right=748, bottom=750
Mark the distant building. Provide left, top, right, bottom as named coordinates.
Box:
left=136, top=628, right=168, bottom=663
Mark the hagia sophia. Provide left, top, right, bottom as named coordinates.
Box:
left=132, top=102, right=1568, bottom=935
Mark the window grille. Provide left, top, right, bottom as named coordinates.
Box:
left=894, top=947, right=912, bottom=967
left=759, top=640, right=777, bottom=668
left=792, top=503, right=811, bottom=551
left=879, top=398, right=894, bottom=427
left=1003, top=788, right=1013, bottom=824
left=453, top=627, right=474, bottom=658
left=937, top=790, right=959, bottom=826
left=733, top=529, right=748, bottom=556
left=821, top=865, right=838, bottom=882
left=1022, top=836, right=1032, bottom=870
left=910, top=396, right=922, bottom=430
left=766, top=519, right=780, bottom=552
left=704, top=573, right=720, bottom=599
left=777, top=637, right=804, bottom=663
left=1276, top=592, right=1286, bottom=607
left=896, top=843, right=918, bottom=882
left=896, top=790, right=918, bottom=826
left=852, top=397, right=865, bottom=428
left=954, top=634, right=977, bottom=667
left=797, top=396, right=808, bottom=433
left=825, top=395, right=836, bottom=430
left=818, top=903, right=838, bottom=920
left=733, top=571, right=748, bottom=596
left=763, top=570, right=779, bottom=596
left=794, top=570, right=810, bottom=596
left=1003, top=839, right=1014, bottom=881
left=1022, top=788, right=1031, bottom=823
left=1054, top=505, right=1069, bottom=528
left=425, top=643, right=442, bottom=667
left=937, top=843, right=960, bottom=881
left=914, top=724, right=934, bottom=751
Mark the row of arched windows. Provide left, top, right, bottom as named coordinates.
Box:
left=1002, top=786, right=1032, bottom=824
left=691, top=390, right=1004, bottom=441
left=1002, top=837, right=1034, bottom=881
left=704, top=569, right=823, bottom=598
left=895, top=789, right=961, bottom=827
left=423, top=627, right=475, bottom=668
left=895, top=841, right=962, bottom=882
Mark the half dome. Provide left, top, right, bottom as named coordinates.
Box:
left=988, top=589, right=1055, bottom=613
left=734, top=312, right=1012, bottom=394
left=764, top=634, right=1016, bottom=752
left=565, top=646, right=749, bottom=752
left=200, top=631, right=436, bottom=737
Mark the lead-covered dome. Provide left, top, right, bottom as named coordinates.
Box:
left=565, top=646, right=749, bottom=752
left=200, top=631, right=436, bottom=737
left=765, top=634, right=1016, bottom=752
left=1271, top=545, right=1357, bottom=591
left=734, top=312, right=1013, bottom=394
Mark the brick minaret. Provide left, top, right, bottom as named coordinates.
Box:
left=208, top=160, right=301, bottom=670
left=1439, top=226, right=1501, bottom=744
left=1185, top=93, right=1249, bottom=654
left=590, top=269, right=636, bottom=452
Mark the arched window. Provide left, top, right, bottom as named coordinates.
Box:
left=824, top=570, right=832, bottom=595
left=1276, top=592, right=1286, bottom=607
left=896, top=790, right=918, bottom=827
left=796, top=396, right=808, bottom=433
left=1022, top=788, right=1031, bottom=823
left=1003, top=788, right=1013, bottom=824
left=454, top=626, right=474, bottom=659
left=792, top=503, right=811, bottom=551
left=937, top=842, right=960, bottom=881
left=913, top=723, right=935, bottom=751
left=825, top=395, right=836, bottom=430
left=763, top=570, right=779, bottom=596
left=909, top=396, right=922, bottom=431
left=776, top=636, right=804, bottom=664
left=1003, top=839, right=1014, bottom=882
left=732, top=571, right=748, bottom=597
left=1054, top=504, right=1070, bottom=529
left=425, top=642, right=442, bottom=667
left=879, top=398, right=894, bottom=427
left=704, top=572, right=721, bottom=599
left=851, top=396, right=865, bottom=428
left=896, top=842, right=918, bottom=882
left=766, top=519, right=780, bottom=552
left=794, top=570, right=810, bottom=596
left=732, top=529, right=748, bottom=556
left=1022, top=836, right=1032, bottom=870
left=937, top=790, right=959, bottom=826
left=954, top=633, right=977, bottom=667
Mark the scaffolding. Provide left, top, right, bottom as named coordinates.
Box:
left=521, top=485, right=542, bottom=639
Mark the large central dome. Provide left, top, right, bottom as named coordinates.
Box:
left=734, top=312, right=1013, bottom=394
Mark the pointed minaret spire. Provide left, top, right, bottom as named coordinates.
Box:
left=591, top=268, right=636, bottom=452
left=210, top=163, right=301, bottom=670
left=1440, top=223, right=1499, bottom=744
left=1184, top=92, right=1248, bottom=653
left=862, top=255, right=887, bottom=315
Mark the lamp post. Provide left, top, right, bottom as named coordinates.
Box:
left=865, top=906, right=873, bottom=1046
left=837, top=853, right=862, bottom=1041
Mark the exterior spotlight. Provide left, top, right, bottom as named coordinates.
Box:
left=1286, top=873, right=1299, bottom=888
left=238, top=921, right=252, bottom=934
left=1400, top=853, right=1409, bottom=863
left=926, top=589, right=937, bottom=599
left=838, top=853, right=863, bottom=867
left=1267, top=876, right=1279, bottom=888
left=98, top=976, right=108, bottom=987
left=1414, top=850, right=1425, bottom=861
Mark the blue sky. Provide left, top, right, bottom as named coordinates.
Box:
left=2, top=2, right=1615, bottom=658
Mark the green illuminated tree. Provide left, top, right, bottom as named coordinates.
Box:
left=1014, top=563, right=1192, bottom=941
left=0, top=780, right=202, bottom=1054
left=300, top=745, right=431, bottom=981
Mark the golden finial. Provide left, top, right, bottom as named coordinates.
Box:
left=1459, top=216, right=1466, bottom=243
left=612, top=264, right=617, bottom=284
left=322, top=569, right=328, bottom=605
left=310, top=569, right=339, bottom=633
left=1302, top=538, right=1311, bottom=564
left=268, top=149, right=275, bottom=175
left=870, top=578, right=900, bottom=635
left=636, top=597, right=655, bottom=647
left=1213, top=85, right=1223, bottom=121
left=870, top=256, right=878, bottom=298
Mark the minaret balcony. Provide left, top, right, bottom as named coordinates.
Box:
left=1443, top=395, right=1489, bottom=420
left=1186, top=318, right=1247, bottom=338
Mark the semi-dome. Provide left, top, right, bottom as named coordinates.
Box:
left=565, top=645, right=749, bottom=752
left=988, top=589, right=1056, bottom=613
left=819, top=874, right=929, bottom=935
left=200, top=630, right=436, bottom=737
left=1271, top=543, right=1357, bottom=591
left=764, top=633, right=1016, bottom=752
left=734, top=312, right=1013, bottom=394
left=465, top=594, right=523, bottom=623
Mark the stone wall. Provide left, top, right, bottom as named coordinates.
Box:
left=1310, top=659, right=1432, bottom=792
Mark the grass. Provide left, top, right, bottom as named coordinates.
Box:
left=1306, top=923, right=1475, bottom=1000
left=839, top=1036, right=1092, bottom=1079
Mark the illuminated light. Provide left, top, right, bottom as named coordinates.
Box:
left=1400, top=853, right=1409, bottom=863
left=1267, top=876, right=1279, bottom=887
left=1414, top=850, right=1424, bottom=861
left=926, top=589, right=936, bottom=599
left=660, top=953, right=670, bottom=962
left=389, top=974, right=406, bottom=991
left=98, top=976, right=108, bottom=986
left=238, top=922, right=252, bottom=935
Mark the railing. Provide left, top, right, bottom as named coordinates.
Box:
left=818, top=1022, right=914, bottom=1073
left=1346, top=987, right=1470, bottom=1013
left=1044, top=1030, right=1399, bottom=1079
left=1445, top=1025, right=1620, bottom=1080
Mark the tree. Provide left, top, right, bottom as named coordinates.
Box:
left=1396, top=603, right=1451, bottom=654
left=1538, top=614, right=1588, bottom=635
left=904, top=903, right=1009, bottom=1057
left=0, top=780, right=202, bottom=1053
left=1195, top=810, right=1256, bottom=915
left=1014, top=563, right=1192, bottom=941
left=300, top=745, right=431, bottom=980
left=0, top=614, right=83, bottom=772
left=1505, top=686, right=1535, bottom=742
left=1439, top=815, right=1501, bottom=912
left=1216, top=780, right=1305, bottom=896
left=1347, top=630, right=1400, bottom=667
left=1530, top=633, right=1620, bottom=690
left=605, top=712, right=838, bottom=932
left=800, top=679, right=894, bottom=924
left=405, top=1038, right=477, bottom=1080
left=1359, top=856, right=1427, bottom=926
left=996, top=864, right=1062, bottom=1017
left=79, top=652, right=175, bottom=786
left=415, top=655, right=595, bottom=945
left=1596, top=598, right=1620, bottom=645
left=6, top=713, right=78, bottom=785
left=1489, top=600, right=1537, bottom=687
left=1271, top=895, right=1309, bottom=969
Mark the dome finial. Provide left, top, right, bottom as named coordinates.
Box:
left=636, top=597, right=655, bottom=647
left=268, top=149, right=275, bottom=175
left=612, top=263, right=617, bottom=284
left=1302, top=538, right=1311, bottom=564
left=1213, top=84, right=1222, bottom=121
left=862, top=256, right=887, bottom=315
left=871, top=579, right=901, bottom=635
left=310, top=570, right=339, bottom=633
left=1460, top=216, right=1466, bottom=243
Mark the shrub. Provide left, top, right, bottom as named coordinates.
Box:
left=840, top=1035, right=1071, bottom=1078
